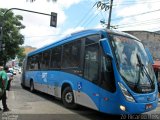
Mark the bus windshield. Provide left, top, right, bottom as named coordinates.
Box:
left=109, top=34, right=156, bottom=93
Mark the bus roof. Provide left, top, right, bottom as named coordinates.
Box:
left=28, top=28, right=140, bottom=56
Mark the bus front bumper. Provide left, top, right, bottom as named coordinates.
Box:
left=118, top=99, right=158, bottom=114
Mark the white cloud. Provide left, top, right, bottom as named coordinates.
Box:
left=114, top=0, right=160, bottom=31
left=57, top=0, right=82, bottom=9
left=94, top=23, right=104, bottom=29
left=62, top=26, right=85, bottom=36
left=0, top=0, right=82, bottom=48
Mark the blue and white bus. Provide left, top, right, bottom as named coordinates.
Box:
left=21, top=29, right=158, bottom=114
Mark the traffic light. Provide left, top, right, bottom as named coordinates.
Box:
left=50, top=12, right=57, bottom=27
left=0, top=42, right=5, bottom=51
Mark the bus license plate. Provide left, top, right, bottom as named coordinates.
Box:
left=145, top=104, right=152, bottom=109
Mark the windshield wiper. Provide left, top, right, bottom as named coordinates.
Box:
left=135, top=54, right=154, bottom=90
left=135, top=54, right=143, bottom=90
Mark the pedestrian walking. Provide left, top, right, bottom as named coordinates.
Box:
left=0, top=66, right=10, bottom=112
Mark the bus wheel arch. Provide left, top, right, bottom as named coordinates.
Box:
left=30, top=79, right=35, bottom=92
left=61, top=83, right=77, bottom=109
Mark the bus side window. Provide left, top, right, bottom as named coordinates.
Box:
left=42, top=50, right=51, bottom=70
left=50, top=46, right=62, bottom=69
left=36, top=53, right=42, bottom=70
left=37, top=55, right=41, bottom=70
left=62, top=40, right=82, bottom=75
left=27, top=57, right=34, bottom=70
left=100, top=55, right=116, bottom=93
left=83, top=43, right=99, bottom=84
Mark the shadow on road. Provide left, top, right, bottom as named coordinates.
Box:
left=21, top=87, right=123, bottom=120
left=19, top=86, right=156, bottom=120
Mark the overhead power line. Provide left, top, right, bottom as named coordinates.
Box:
left=118, top=20, right=160, bottom=29
left=118, top=17, right=160, bottom=27
left=74, top=2, right=97, bottom=28
left=83, top=11, right=101, bottom=28
left=113, top=0, right=160, bottom=6
left=111, top=8, right=160, bottom=21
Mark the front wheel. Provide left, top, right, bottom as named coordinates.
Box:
left=62, top=87, right=77, bottom=109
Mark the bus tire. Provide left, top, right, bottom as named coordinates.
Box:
left=62, top=87, right=77, bottom=109
left=30, top=80, right=35, bottom=92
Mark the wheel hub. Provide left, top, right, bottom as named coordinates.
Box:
left=65, top=92, right=73, bottom=103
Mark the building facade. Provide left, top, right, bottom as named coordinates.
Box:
left=125, top=31, right=160, bottom=60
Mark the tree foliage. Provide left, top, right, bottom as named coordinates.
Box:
left=0, top=8, right=25, bottom=65
left=17, top=47, right=26, bottom=66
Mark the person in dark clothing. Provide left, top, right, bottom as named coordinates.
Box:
left=0, top=66, right=10, bottom=112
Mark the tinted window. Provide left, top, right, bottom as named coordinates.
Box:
left=62, top=40, right=81, bottom=68
left=27, top=56, right=34, bottom=70
left=35, top=53, right=42, bottom=70
left=85, top=34, right=100, bottom=45
left=42, top=50, right=51, bottom=70
left=100, top=55, right=116, bottom=92
left=50, top=46, right=62, bottom=69
left=83, top=43, right=99, bottom=84
left=27, top=54, right=42, bottom=70
left=61, top=40, right=82, bottom=75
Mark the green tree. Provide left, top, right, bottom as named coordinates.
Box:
left=17, top=47, right=26, bottom=66
left=0, top=8, right=25, bottom=66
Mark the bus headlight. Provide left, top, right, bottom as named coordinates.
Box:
left=118, top=82, right=135, bottom=102
left=120, top=105, right=126, bottom=111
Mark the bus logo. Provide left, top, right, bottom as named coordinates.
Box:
left=77, top=82, right=82, bottom=90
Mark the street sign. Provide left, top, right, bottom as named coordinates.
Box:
left=50, top=12, right=57, bottom=27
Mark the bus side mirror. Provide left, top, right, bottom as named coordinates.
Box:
left=100, top=38, right=113, bottom=59
left=145, top=47, right=154, bottom=64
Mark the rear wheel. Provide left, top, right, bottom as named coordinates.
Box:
left=62, top=87, right=77, bottom=109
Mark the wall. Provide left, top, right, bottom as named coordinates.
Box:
left=125, top=31, right=160, bottom=59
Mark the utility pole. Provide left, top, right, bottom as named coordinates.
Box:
left=95, top=0, right=113, bottom=29
left=107, top=0, right=113, bottom=29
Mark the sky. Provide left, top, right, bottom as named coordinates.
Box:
left=1, top=0, right=160, bottom=48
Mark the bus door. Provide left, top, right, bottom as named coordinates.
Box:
left=99, top=38, right=116, bottom=112
left=99, top=55, right=116, bottom=112
left=76, top=42, right=100, bottom=110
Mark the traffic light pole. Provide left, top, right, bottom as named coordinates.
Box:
left=0, top=8, right=57, bottom=66
left=0, top=8, right=57, bottom=51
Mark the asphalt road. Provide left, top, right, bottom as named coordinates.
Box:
left=0, top=73, right=160, bottom=120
